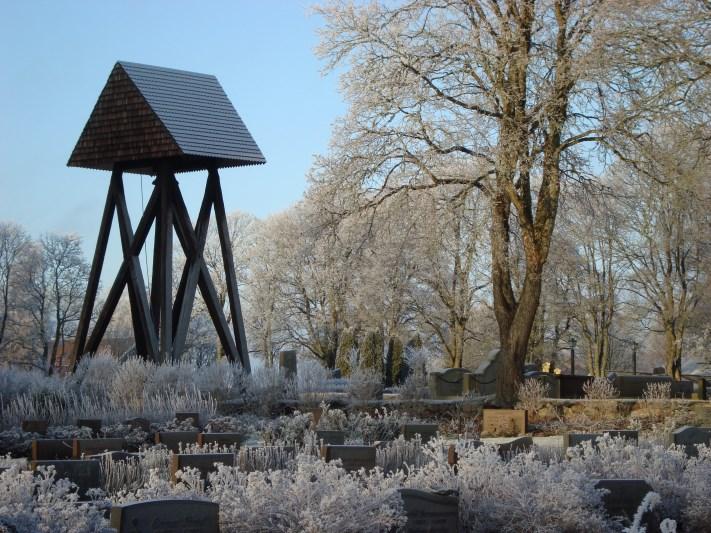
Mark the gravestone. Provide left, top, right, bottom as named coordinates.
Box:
left=595, top=479, right=654, bottom=525
left=320, top=445, right=376, bottom=472
left=525, top=373, right=561, bottom=399
left=653, top=367, right=666, bottom=375
left=428, top=368, right=474, bottom=399
left=125, top=417, right=151, bottom=433
left=31, top=459, right=101, bottom=497
left=73, top=438, right=125, bottom=458
left=279, top=350, right=297, bottom=379
left=316, top=430, right=345, bottom=445
left=155, top=431, right=201, bottom=452
left=481, top=409, right=527, bottom=437
left=564, top=430, right=639, bottom=449
left=198, top=432, right=245, bottom=449
left=77, top=418, right=102, bottom=436
left=110, top=499, right=220, bottom=533
left=170, top=453, right=235, bottom=484
left=670, top=426, right=711, bottom=457
left=89, top=451, right=138, bottom=462
left=402, top=424, right=438, bottom=444
left=613, top=375, right=671, bottom=398
left=175, top=412, right=200, bottom=428
left=473, top=348, right=503, bottom=396
left=399, top=488, right=459, bottom=533
left=496, top=436, right=533, bottom=458
left=32, top=439, right=73, bottom=461
left=22, top=420, right=49, bottom=435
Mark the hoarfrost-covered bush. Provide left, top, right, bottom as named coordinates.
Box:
left=347, top=365, right=383, bottom=401
left=73, top=351, right=121, bottom=399
left=208, top=455, right=406, bottom=532
left=148, top=363, right=196, bottom=394
left=297, top=358, right=332, bottom=403
left=0, top=464, right=109, bottom=532
left=583, top=377, right=619, bottom=399
left=194, top=360, right=242, bottom=401
left=245, top=365, right=297, bottom=415
left=376, top=435, right=430, bottom=473
left=516, top=378, right=550, bottom=418
left=643, top=381, right=672, bottom=401
left=107, top=356, right=155, bottom=408
left=315, top=402, right=348, bottom=432
left=260, top=411, right=313, bottom=445
left=407, top=443, right=611, bottom=532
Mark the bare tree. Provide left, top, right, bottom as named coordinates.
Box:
left=0, top=222, right=29, bottom=354
left=314, top=0, right=709, bottom=402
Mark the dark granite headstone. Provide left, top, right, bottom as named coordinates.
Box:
left=73, top=438, right=126, bottom=458
left=170, top=453, right=235, bottom=483
left=428, top=368, right=474, bottom=399
left=22, top=420, right=49, bottom=435
left=175, top=412, right=200, bottom=428
left=670, top=426, right=711, bottom=457
left=652, top=367, right=666, bottom=375
left=402, top=424, right=439, bottom=444
left=496, top=436, right=534, bottom=458
left=595, top=479, right=655, bottom=525
left=399, top=488, right=459, bottom=533
left=31, top=459, right=101, bottom=497
left=32, top=439, right=73, bottom=461
left=110, top=499, right=219, bottom=533
left=125, top=417, right=151, bottom=433
left=481, top=409, right=527, bottom=437
left=279, top=350, right=297, bottom=379
left=155, top=431, right=201, bottom=452
left=77, top=418, right=102, bottom=436
left=320, top=445, right=376, bottom=472
left=198, top=432, right=245, bottom=449
left=564, top=430, right=639, bottom=449
left=316, top=430, right=346, bottom=445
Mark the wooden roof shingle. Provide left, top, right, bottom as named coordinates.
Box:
left=68, top=61, right=266, bottom=174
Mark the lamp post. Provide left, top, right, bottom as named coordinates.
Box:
left=570, top=337, right=577, bottom=376
left=632, top=342, right=638, bottom=375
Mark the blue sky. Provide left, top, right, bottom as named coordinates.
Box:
left=0, top=1, right=344, bottom=279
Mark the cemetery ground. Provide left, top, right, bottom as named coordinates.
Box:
left=0, top=355, right=710, bottom=532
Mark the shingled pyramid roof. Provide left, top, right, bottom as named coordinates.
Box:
left=68, top=61, right=266, bottom=174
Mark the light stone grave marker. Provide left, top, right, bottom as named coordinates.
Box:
left=481, top=409, right=527, bottom=437
left=110, top=499, right=220, bottom=533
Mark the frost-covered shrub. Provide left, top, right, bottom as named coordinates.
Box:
left=315, top=402, right=348, bottom=432
left=0, top=464, right=109, bottom=532
left=244, top=365, right=297, bottom=415
left=101, top=423, right=149, bottom=448
left=348, top=408, right=412, bottom=444
left=516, top=378, right=550, bottom=418
left=204, top=415, right=257, bottom=436
left=194, top=360, right=243, bottom=401
left=296, top=359, right=332, bottom=403
left=148, top=363, right=195, bottom=395
left=583, top=377, right=619, bottom=399
left=107, top=356, right=155, bottom=409
left=643, top=382, right=672, bottom=401
left=377, top=435, right=430, bottom=473
left=208, top=455, right=405, bottom=532
left=347, top=365, right=383, bottom=401
left=260, top=411, right=313, bottom=445
left=0, top=367, right=66, bottom=405
left=407, top=443, right=611, bottom=532
left=73, top=351, right=121, bottom=399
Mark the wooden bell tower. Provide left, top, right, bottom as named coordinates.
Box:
left=68, top=61, right=265, bottom=370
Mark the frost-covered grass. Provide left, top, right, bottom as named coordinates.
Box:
left=2, top=436, right=711, bottom=532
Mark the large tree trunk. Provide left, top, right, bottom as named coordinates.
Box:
left=664, top=327, right=683, bottom=380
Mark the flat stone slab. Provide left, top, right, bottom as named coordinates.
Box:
left=402, top=424, right=438, bottom=444
left=31, top=459, right=100, bottom=497
left=321, top=445, right=376, bottom=472
left=32, top=439, right=73, bottom=461
left=170, top=453, right=235, bottom=484
left=670, top=426, right=711, bottom=457
left=399, top=488, right=459, bottom=533
left=316, top=430, right=345, bottom=445
left=564, top=430, right=639, bottom=449
left=73, top=438, right=126, bottom=458
left=110, top=499, right=219, bottom=533
left=22, top=420, right=49, bottom=434
left=154, top=431, right=201, bottom=452
left=595, top=479, right=654, bottom=524
left=198, top=432, right=246, bottom=449
left=482, top=409, right=527, bottom=436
